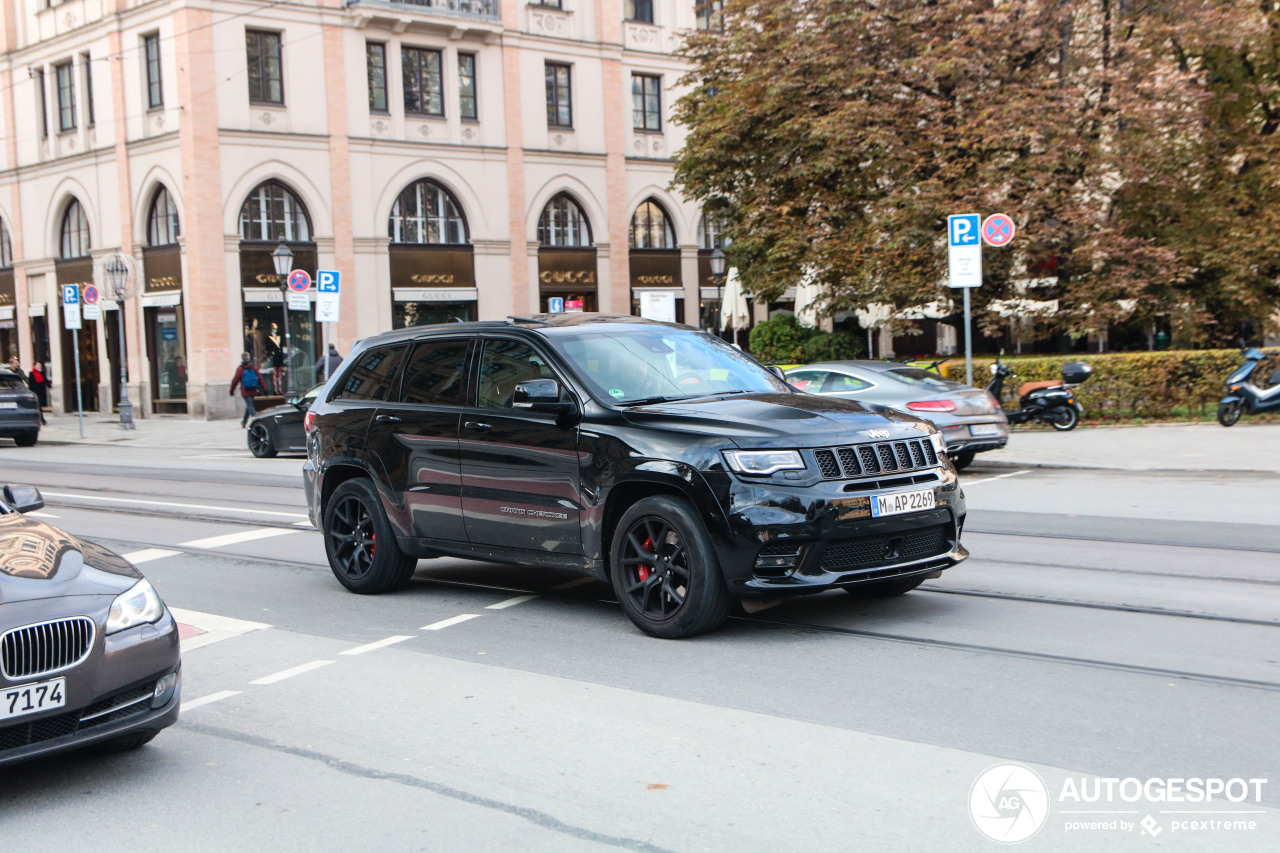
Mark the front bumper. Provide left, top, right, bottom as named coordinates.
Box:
left=715, top=467, right=967, bottom=597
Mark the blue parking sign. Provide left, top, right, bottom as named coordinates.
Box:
left=62, top=284, right=79, bottom=304
left=317, top=270, right=341, bottom=293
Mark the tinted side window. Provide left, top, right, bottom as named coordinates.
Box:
left=477, top=339, right=557, bottom=409
left=399, top=338, right=470, bottom=406
left=336, top=345, right=407, bottom=402
left=822, top=373, right=873, bottom=393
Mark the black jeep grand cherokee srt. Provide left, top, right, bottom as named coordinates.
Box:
left=304, top=315, right=967, bottom=638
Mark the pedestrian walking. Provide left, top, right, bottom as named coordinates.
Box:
left=7, top=357, right=25, bottom=382
left=314, top=343, right=342, bottom=381
left=229, top=352, right=261, bottom=427
left=27, top=362, right=51, bottom=425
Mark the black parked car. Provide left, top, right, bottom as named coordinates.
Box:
left=247, top=386, right=320, bottom=458
left=304, top=315, right=968, bottom=638
left=0, top=369, right=41, bottom=447
left=1, top=485, right=181, bottom=766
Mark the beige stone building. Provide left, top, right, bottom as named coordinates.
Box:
left=0, top=0, right=730, bottom=418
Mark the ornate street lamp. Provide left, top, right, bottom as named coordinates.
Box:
left=271, top=242, right=295, bottom=399
left=710, top=247, right=727, bottom=341
left=104, top=253, right=135, bottom=430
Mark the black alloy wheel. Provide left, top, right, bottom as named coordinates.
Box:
left=1217, top=400, right=1243, bottom=427
left=609, top=495, right=731, bottom=639
left=13, top=431, right=38, bottom=447
left=1049, top=406, right=1079, bottom=431
left=323, top=479, right=416, bottom=594
left=247, top=422, right=277, bottom=458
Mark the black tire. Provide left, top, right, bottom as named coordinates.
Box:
left=13, top=431, right=38, bottom=448
left=951, top=449, right=975, bottom=471
left=323, top=479, right=417, bottom=594
left=844, top=575, right=927, bottom=597
left=1048, top=406, right=1079, bottom=431
left=247, top=423, right=277, bottom=458
left=1217, top=400, right=1243, bottom=427
left=609, top=495, right=731, bottom=639
left=92, top=731, right=158, bottom=754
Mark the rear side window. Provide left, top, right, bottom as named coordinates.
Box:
left=336, top=344, right=407, bottom=402
left=822, top=373, right=873, bottom=393
left=399, top=338, right=470, bottom=406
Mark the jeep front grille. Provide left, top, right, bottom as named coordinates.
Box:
left=813, top=438, right=938, bottom=480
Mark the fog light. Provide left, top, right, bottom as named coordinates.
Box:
left=152, top=670, right=180, bottom=709
left=755, top=547, right=802, bottom=570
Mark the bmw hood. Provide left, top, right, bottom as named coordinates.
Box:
left=621, top=392, right=937, bottom=447
left=0, top=513, right=141, bottom=605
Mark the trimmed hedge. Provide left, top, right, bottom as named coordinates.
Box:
left=941, top=349, right=1279, bottom=420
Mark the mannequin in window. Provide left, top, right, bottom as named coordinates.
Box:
left=268, top=322, right=285, bottom=394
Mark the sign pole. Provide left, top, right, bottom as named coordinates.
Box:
left=72, top=329, right=84, bottom=438
left=963, top=287, right=973, bottom=386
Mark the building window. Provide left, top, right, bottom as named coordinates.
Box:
left=60, top=200, right=90, bottom=259
left=35, top=69, right=48, bottom=139
left=366, top=43, right=388, bottom=113
left=630, top=200, right=675, bottom=249
left=535, top=0, right=563, bottom=7
left=55, top=62, right=76, bottom=132
left=0, top=218, right=12, bottom=268
left=389, top=180, right=468, bottom=244
left=238, top=181, right=312, bottom=242
left=696, top=0, right=724, bottom=31
left=538, top=193, right=591, bottom=247
left=82, top=53, right=95, bottom=126
left=625, top=0, right=653, bottom=22
left=148, top=187, right=180, bottom=246
left=458, top=53, right=477, bottom=120
left=246, top=29, right=284, bottom=105
left=402, top=47, right=443, bottom=116
left=632, top=73, right=661, bottom=131
left=699, top=214, right=727, bottom=249
left=143, top=33, right=163, bottom=109
left=545, top=63, right=572, bottom=128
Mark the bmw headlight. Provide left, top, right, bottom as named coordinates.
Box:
left=106, top=579, right=166, bottom=635
left=723, top=450, right=805, bottom=476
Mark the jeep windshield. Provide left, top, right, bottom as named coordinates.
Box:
left=549, top=327, right=790, bottom=406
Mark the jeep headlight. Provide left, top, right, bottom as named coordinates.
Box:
left=723, top=450, right=805, bottom=476
left=106, top=579, right=166, bottom=635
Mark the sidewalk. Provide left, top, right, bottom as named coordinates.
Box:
left=32, top=413, right=247, bottom=451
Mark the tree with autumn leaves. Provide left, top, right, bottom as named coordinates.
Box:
left=673, top=0, right=1280, bottom=345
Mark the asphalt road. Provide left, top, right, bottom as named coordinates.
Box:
left=1, top=445, right=1277, bottom=852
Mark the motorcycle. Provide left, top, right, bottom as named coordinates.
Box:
left=986, top=353, right=1092, bottom=431
left=1217, top=347, right=1280, bottom=426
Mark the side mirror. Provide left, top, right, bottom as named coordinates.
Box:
left=766, top=365, right=786, bottom=381
left=513, top=379, right=574, bottom=414
left=3, top=484, right=44, bottom=513
left=287, top=396, right=301, bottom=406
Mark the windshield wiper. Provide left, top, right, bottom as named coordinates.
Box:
left=619, top=395, right=683, bottom=407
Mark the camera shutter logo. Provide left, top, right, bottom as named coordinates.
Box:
left=969, top=763, right=1050, bottom=844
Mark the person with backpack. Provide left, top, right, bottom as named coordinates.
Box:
left=230, top=352, right=261, bottom=427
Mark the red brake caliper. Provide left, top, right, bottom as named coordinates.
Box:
left=369, top=533, right=375, bottom=557
left=637, top=536, right=654, bottom=580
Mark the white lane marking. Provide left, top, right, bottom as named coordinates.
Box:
left=179, top=528, right=299, bottom=549
left=27, top=511, right=61, bottom=518
left=171, top=608, right=271, bottom=653
left=962, top=469, right=1032, bottom=486
left=179, top=453, right=255, bottom=459
left=341, top=635, right=414, bottom=656
left=421, top=614, right=481, bottom=631
left=293, top=520, right=315, bottom=528
left=486, top=595, right=537, bottom=610
left=250, top=660, right=334, bottom=685
left=181, top=690, right=241, bottom=712
left=550, top=577, right=594, bottom=591
left=121, top=548, right=182, bottom=564
left=40, top=491, right=310, bottom=520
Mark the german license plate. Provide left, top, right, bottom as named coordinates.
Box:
left=871, top=489, right=936, bottom=518
left=969, top=423, right=1002, bottom=437
left=2, top=677, right=66, bottom=721
left=0, top=402, right=17, bottom=409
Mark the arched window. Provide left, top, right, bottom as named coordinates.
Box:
left=388, top=180, right=468, bottom=244
left=537, top=193, right=592, bottom=247
left=148, top=186, right=180, bottom=246
left=60, top=199, right=90, bottom=259
left=699, top=214, right=727, bottom=249
left=238, top=180, right=312, bottom=242
left=629, top=200, right=675, bottom=249
left=0, top=218, right=11, bottom=268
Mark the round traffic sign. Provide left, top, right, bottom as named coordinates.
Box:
left=82, top=284, right=100, bottom=305
left=287, top=269, right=312, bottom=292
left=981, top=213, right=1016, bottom=248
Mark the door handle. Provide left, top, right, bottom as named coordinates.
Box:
left=375, top=414, right=401, bottom=423
left=464, top=421, right=492, bottom=432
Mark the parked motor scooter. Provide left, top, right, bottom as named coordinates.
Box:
left=1217, top=347, right=1280, bottom=426
left=986, top=353, right=1092, bottom=431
